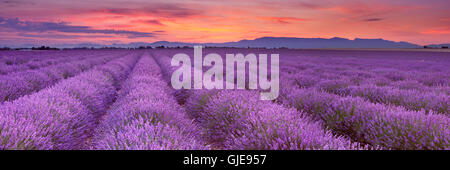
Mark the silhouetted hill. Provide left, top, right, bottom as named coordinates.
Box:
left=2, top=37, right=425, bottom=49
left=134, top=37, right=421, bottom=48
left=207, top=37, right=420, bottom=48
left=425, top=44, right=450, bottom=48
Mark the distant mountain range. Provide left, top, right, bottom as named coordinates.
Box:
left=2, top=37, right=448, bottom=49
left=425, top=44, right=450, bottom=48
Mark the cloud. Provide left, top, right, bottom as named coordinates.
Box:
left=18, top=32, right=113, bottom=39
left=0, top=0, right=28, bottom=7
left=293, top=2, right=324, bottom=9
left=363, top=18, right=383, bottom=22
left=95, top=3, right=202, bottom=18
left=260, top=17, right=308, bottom=24
left=0, top=17, right=157, bottom=38
left=132, top=19, right=164, bottom=26
left=421, top=26, right=450, bottom=35
left=335, top=3, right=420, bottom=17
left=144, top=20, right=164, bottom=25
left=290, top=1, right=420, bottom=18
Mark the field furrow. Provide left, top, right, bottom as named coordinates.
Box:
left=0, top=53, right=140, bottom=149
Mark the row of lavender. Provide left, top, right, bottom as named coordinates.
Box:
left=0, top=50, right=85, bottom=65
left=281, top=51, right=449, bottom=89
left=0, top=50, right=73, bottom=66
left=193, top=48, right=448, bottom=115
left=283, top=63, right=449, bottom=94
left=288, top=72, right=448, bottom=114
left=278, top=82, right=449, bottom=149
left=0, top=50, right=117, bottom=75
left=0, top=52, right=140, bottom=149
left=150, top=48, right=448, bottom=150
left=0, top=50, right=132, bottom=103
left=150, top=50, right=367, bottom=150
left=0, top=49, right=448, bottom=150
left=92, top=54, right=207, bottom=149
left=277, top=50, right=449, bottom=149
left=279, top=54, right=449, bottom=114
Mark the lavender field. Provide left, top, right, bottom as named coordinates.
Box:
left=0, top=49, right=448, bottom=150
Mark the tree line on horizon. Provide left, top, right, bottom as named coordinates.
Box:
left=0, top=45, right=448, bottom=51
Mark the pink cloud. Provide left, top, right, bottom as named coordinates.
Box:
left=131, top=19, right=164, bottom=26
left=259, top=17, right=308, bottom=24
left=421, top=27, right=450, bottom=35
left=92, top=3, right=203, bottom=19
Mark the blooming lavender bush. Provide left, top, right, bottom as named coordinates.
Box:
left=153, top=52, right=193, bottom=104
left=95, top=120, right=208, bottom=150
left=93, top=54, right=208, bottom=150
left=0, top=53, right=139, bottom=149
left=280, top=88, right=450, bottom=149
left=0, top=52, right=126, bottom=103
left=0, top=88, right=93, bottom=149
left=187, top=90, right=364, bottom=150
left=0, top=50, right=125, bottom=75
left=345, top=85, right=449, bottom=114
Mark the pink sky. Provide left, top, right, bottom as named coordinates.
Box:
left=0, top=0, right=449, bottom=45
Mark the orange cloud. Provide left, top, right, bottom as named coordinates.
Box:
left=259, top=17, right=308, bottom=24
left=322, top=2, right=421, bottom=17
left=421, top=27, right=450, bottom=35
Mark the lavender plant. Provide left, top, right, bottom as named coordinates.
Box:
left=280, top=88, right=449, bottom=150
left=93, top=54, right=208, bottom=150
left=0, top=53, right=139, bottom=149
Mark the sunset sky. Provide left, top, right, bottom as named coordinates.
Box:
left=0, top=0, right=449, bottom=46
